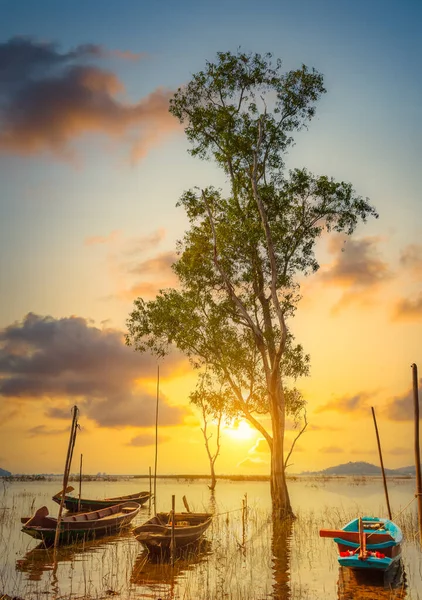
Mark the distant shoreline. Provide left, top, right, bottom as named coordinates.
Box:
left=0, top=473, right=415, bottom=482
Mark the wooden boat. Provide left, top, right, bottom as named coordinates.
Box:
left=133, top=512, right=212, bottom=552
left=320, top=516, right=402, bottom=571
left=21, top=501, right=140, bottom=545
left=52, top=487, right=151, bottom=512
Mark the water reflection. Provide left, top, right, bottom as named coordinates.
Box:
left=131, top=538, right=212, bottom=587
left=337, top=563, right=407, bottom=600
left=271, top=517, right=293, bottom=600
left=16, top=531, right=133, bottom=582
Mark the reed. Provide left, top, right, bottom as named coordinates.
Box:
left=1, top=479, right=421, bottom=600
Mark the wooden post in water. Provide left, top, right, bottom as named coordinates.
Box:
left=242, top=493, right=248, bottom=547
left=170, top=494, right=176, bottom=566
left=54, top=405, right=79, bottom=549
left=371, top=406, right=392, bottom=520
left=154, top=366, right=159, bottom=516
left=78, top=453, right=83, bottom=512
left=149, top=466, right=152, bottom=510
left=182, top=495, right=191, bottom=513
left=411, top=363, right=422, bottom=545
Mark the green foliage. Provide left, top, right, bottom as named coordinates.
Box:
left=127, top=50, right=377, bottom=455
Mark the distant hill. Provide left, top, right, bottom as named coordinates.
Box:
left=302, top=461, right=416, bottom=476
left=0, top=467, right=11, bottom=477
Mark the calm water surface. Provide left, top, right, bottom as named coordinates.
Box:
left=0, top=477, right=420, bottom=599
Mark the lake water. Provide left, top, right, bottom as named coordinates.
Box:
left=0, top=477, right=421, bottom=599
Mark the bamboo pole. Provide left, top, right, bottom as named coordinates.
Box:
left=371, top=406, right=392, bottom=520
left=242, top=496, right=246, bottom=547
left=54, top=405, right=79, bottom=549
left=154, top=366, right=159, bottom=516
left=77, top=453, right=83, bottom=512
left=182, top=495, right=191, bottom=512
left=149, top=466, right=152, bottom=510
left=411, top=363, right=422, bottom=545
left=170, top=494, right=176, bottom=566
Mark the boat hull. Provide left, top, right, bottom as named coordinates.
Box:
left=320, top=517, right=402, bottom=573
left=133, top=512, right=212, bottom=553
left=22, top=502, right=140, bottom=546
left=52, top=492, right=151, bottom=512
left=338, top=553, right=400, bottom=571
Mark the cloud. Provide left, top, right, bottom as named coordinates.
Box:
left=383, top=379, right=421, bottom=421
left=90, top=230, right=179, bottom=302
left=307, top=424, right=342, bottom=432
left=399, top=244, right=422, bottom=274
left=84, top=230, right=121, bottom=246
left=315, top=392, right=373, bottom=416
left=320, top=236, right=393, bottom=312
left=392, top=294, right=422, bottom=321
left=27, top=425, right=68, bottom=437
left=319, top=446, right=344, bottom=454
left=123, top=230, right=167, bottom=256
left=237, top=457, right=269, bottom=469
left=0, top=313, right=191, bottom=428
left=127, top=433, right=170, bottom=447
left=0, top=406, right=20, bottom=427
left=248, top=438, right=270, bottom=454
left=0, top=37, right=179, bottom=161
left=388, top=447, right=410, bottom=456
left=128, top=251, right=176, bottom=276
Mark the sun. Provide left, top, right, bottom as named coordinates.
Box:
left=224, top=420, right=255, bottom=441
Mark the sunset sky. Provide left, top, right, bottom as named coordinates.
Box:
left=0, top=0, right=421, bottom=476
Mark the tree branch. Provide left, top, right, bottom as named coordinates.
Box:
left=284, top=410, right=308, bottom=469
left=250, top=118, right=288, bottom=380
left=201, top=189, right=270, bottom=372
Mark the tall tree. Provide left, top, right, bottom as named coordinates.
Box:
left=126, top=51, right=377, bottom=518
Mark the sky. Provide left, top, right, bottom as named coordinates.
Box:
left=0, top=0, right=421, bottom=476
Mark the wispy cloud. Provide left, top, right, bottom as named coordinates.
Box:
left=86, top=229, right=179, bottom=302
left=123, top=229, right=167, bottom=256
left=388, top=447, right=410, bottom=456
left=237, top=457, right=269, bottom=469
left=383, top=378, right=421, bottom=421
left=127, top=433, right=170, bottom=447
left=248, top=438, right=270, bottom=454
left=315, top=392, right=374, bottom=416
left=399, top=244, right=422, bottom=274
left=0, top=37, right=179, bottom=162
left=392, top=293, right=422, bottom=321
left=320, top=236, right=393, bottom=313
left=27, top=425, right=68, bottom=437
left=307, top=423, right=342, bottom=432
left=84, top=230, right=121, bottom=246
left=127, top=251, right=176, bottom=276
left=319, top=446, right=344, bottom=454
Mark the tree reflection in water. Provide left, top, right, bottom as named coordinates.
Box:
left=337, top=562, right=407, bottom=600
left=271, top=516, right=293, bottom=600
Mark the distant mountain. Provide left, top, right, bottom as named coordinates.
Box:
left=302, top=461, right=416, bottom=476
left=0, top=467, right=11, bottom=477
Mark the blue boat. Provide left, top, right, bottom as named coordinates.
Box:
left=320, top=516, right=402, bottom=572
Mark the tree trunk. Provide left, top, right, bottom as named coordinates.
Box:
left=209, top=461, right=217, bottom=491
left=270, top=382, right=293, bottom=520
